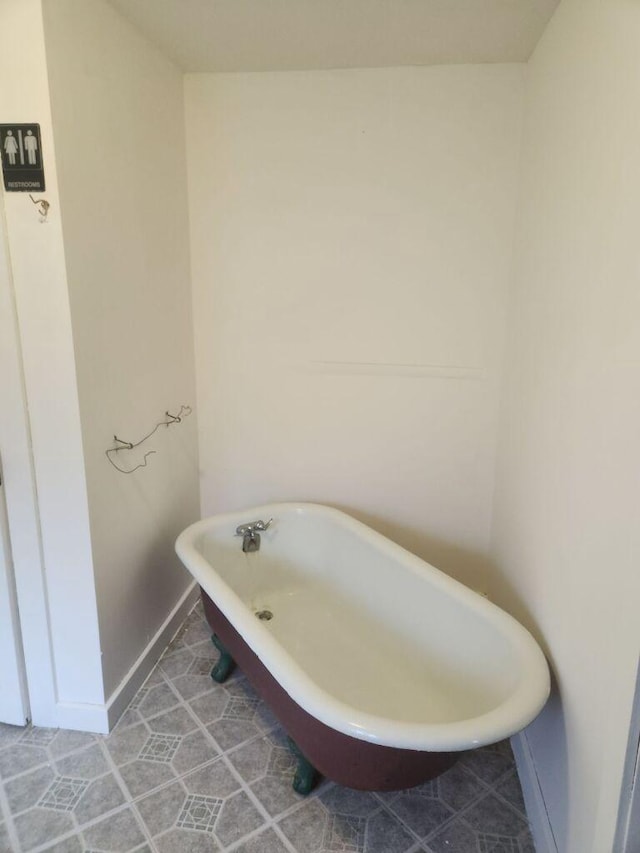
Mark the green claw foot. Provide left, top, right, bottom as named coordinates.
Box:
left=289, top=738, right=319, bottom=795
left=210, top=634, right=236, bottom=683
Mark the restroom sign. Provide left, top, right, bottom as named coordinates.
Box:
left=0, top=124, right=45, bottom=192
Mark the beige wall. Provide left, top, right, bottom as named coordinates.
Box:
left=42, top=0, right=200, bottom=700
left=185, top=66, right=524, bottom=588
left=491, top=1, right=640, bottom=850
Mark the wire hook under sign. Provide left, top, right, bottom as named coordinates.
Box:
left=29, top=194, right=50, bottom=222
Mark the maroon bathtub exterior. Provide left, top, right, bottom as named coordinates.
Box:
left=200, top=588, right=457, bottom=791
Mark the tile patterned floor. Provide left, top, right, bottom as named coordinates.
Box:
left=0, top=602, right=535, bottom=853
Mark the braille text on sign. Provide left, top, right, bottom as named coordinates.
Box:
left=0, top=124, right=45, bottom=192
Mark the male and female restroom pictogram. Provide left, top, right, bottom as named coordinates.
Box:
left=0, top=123, right=45, bottom=191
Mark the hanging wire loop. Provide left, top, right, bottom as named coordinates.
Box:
left=105, top=405, right=192, bottom=474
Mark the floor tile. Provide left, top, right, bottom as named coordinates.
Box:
left=136, top=683, right=181, bottom=720
left=179, top=617, right=213, bottom=649
left=518, top=835, right=537, bottom=853
left=248, top=746, right=309, bottom=818
left=278, top=798, right=327, bottom=852
left=137, top=758, right=239, bottom=833
left=207, top=717, right=260, bottom=752
left=364, top=809, right=416, bottom=853
left=463, top=793, right=528, bottom=837
left=81, top=806, right=147, bottom=851
left=213, top=790, right=264, bottom=847
left=104, top=724, right=150, bottom=767
left=494, top=768, right=527, bottom=815
left=379, top=761, right=489, bottom=842
left=0, top=822, right=11, bottom=853
left=170, top=673, right=219, bottom=703
left=44, top=730, right=98, bottom=759
left=154, top=827, right=221, bottom=852
left=118, top=758, right=177, bottom=799
left=14, top=805, right=74, bottom=851
left=319, top=786, right=381, bottom=819
left=39, top=835, right=85, bottom=852
left=106, top=717, right=219, bottom=800
left=113, top=708, right=145, bottom=732
left=136, top=779, right=189, bottom=838
left=232, top=826, right=291, bottom=853
left=383, top=786, right=454, bottom=839
left=427, top=794, right=534, bottom=852
left=188, top=692, right=229, bottom=728
left=160, top=648, right=196, bottom=681
left=147, top=706, right=199, bottom=737
left=0, top=744, right=49, bottom=779
left=182, top=758, right=242, bottom=800
left=278, top=795, right=416, bottom=853
left=144, top=669, right=167, bottom=690
left=137, top=757, right=262, bottom=850
left=39, top=775, right=90, bottom=812
left=171, top=730, right=219, bottom=775
left=73, top=773, right=126, bottom=824
left=55, top=743, right=109, bottom=779
left=4, top=764, right=56, bottom=814
left=188, top=655, right=217, bottom=678
left=201, top=680, right=274, bottom=751
left=0, top=723, right=24, bottom=751
left=459, top=741, right=515, bottom=785
left=226, top=735, right=272, bottom=785
left=436, top=762, right=488, bottom=811
left=5, top=759, right=128, bottom=846
left=19, top=728, right=58, bottom=748
left=426, top=816, right=480, bottom=852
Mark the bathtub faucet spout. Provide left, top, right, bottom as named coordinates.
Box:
left=235, top=518, right=273, bottom=553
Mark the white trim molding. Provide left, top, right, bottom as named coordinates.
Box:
left=106, top=581, right=199, bottom=731
left=52, top=582, right=199, bottom=734
left=512, top=730, right=559, bottom=853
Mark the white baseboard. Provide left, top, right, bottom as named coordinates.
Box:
left=511, top=731, right=559, bottom=853
left=51, top=582, right=199, bottom=734
left=54, top=700, right=111, bottom=734
left=105, top=581, right=199, bottom=730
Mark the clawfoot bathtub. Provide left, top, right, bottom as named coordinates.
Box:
left=176, top=503, right=549, bottom=792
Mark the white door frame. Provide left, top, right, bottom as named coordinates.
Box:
left=0, top=465, right=28, bottom=725
left=0, top=194, right=57, bottom=727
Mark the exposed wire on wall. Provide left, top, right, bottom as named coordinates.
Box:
left=105, top=405, right=192, bottom=474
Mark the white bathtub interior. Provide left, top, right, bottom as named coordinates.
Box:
left=182, top=504, right=549, bottom=749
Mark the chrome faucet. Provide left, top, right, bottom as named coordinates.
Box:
left=235, top=518, right=273, bottom=553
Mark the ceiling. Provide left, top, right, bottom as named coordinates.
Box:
left=107, top=0, right=560, bottom=73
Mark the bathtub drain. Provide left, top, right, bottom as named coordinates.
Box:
left=255, top=609, right=273, bottom=621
